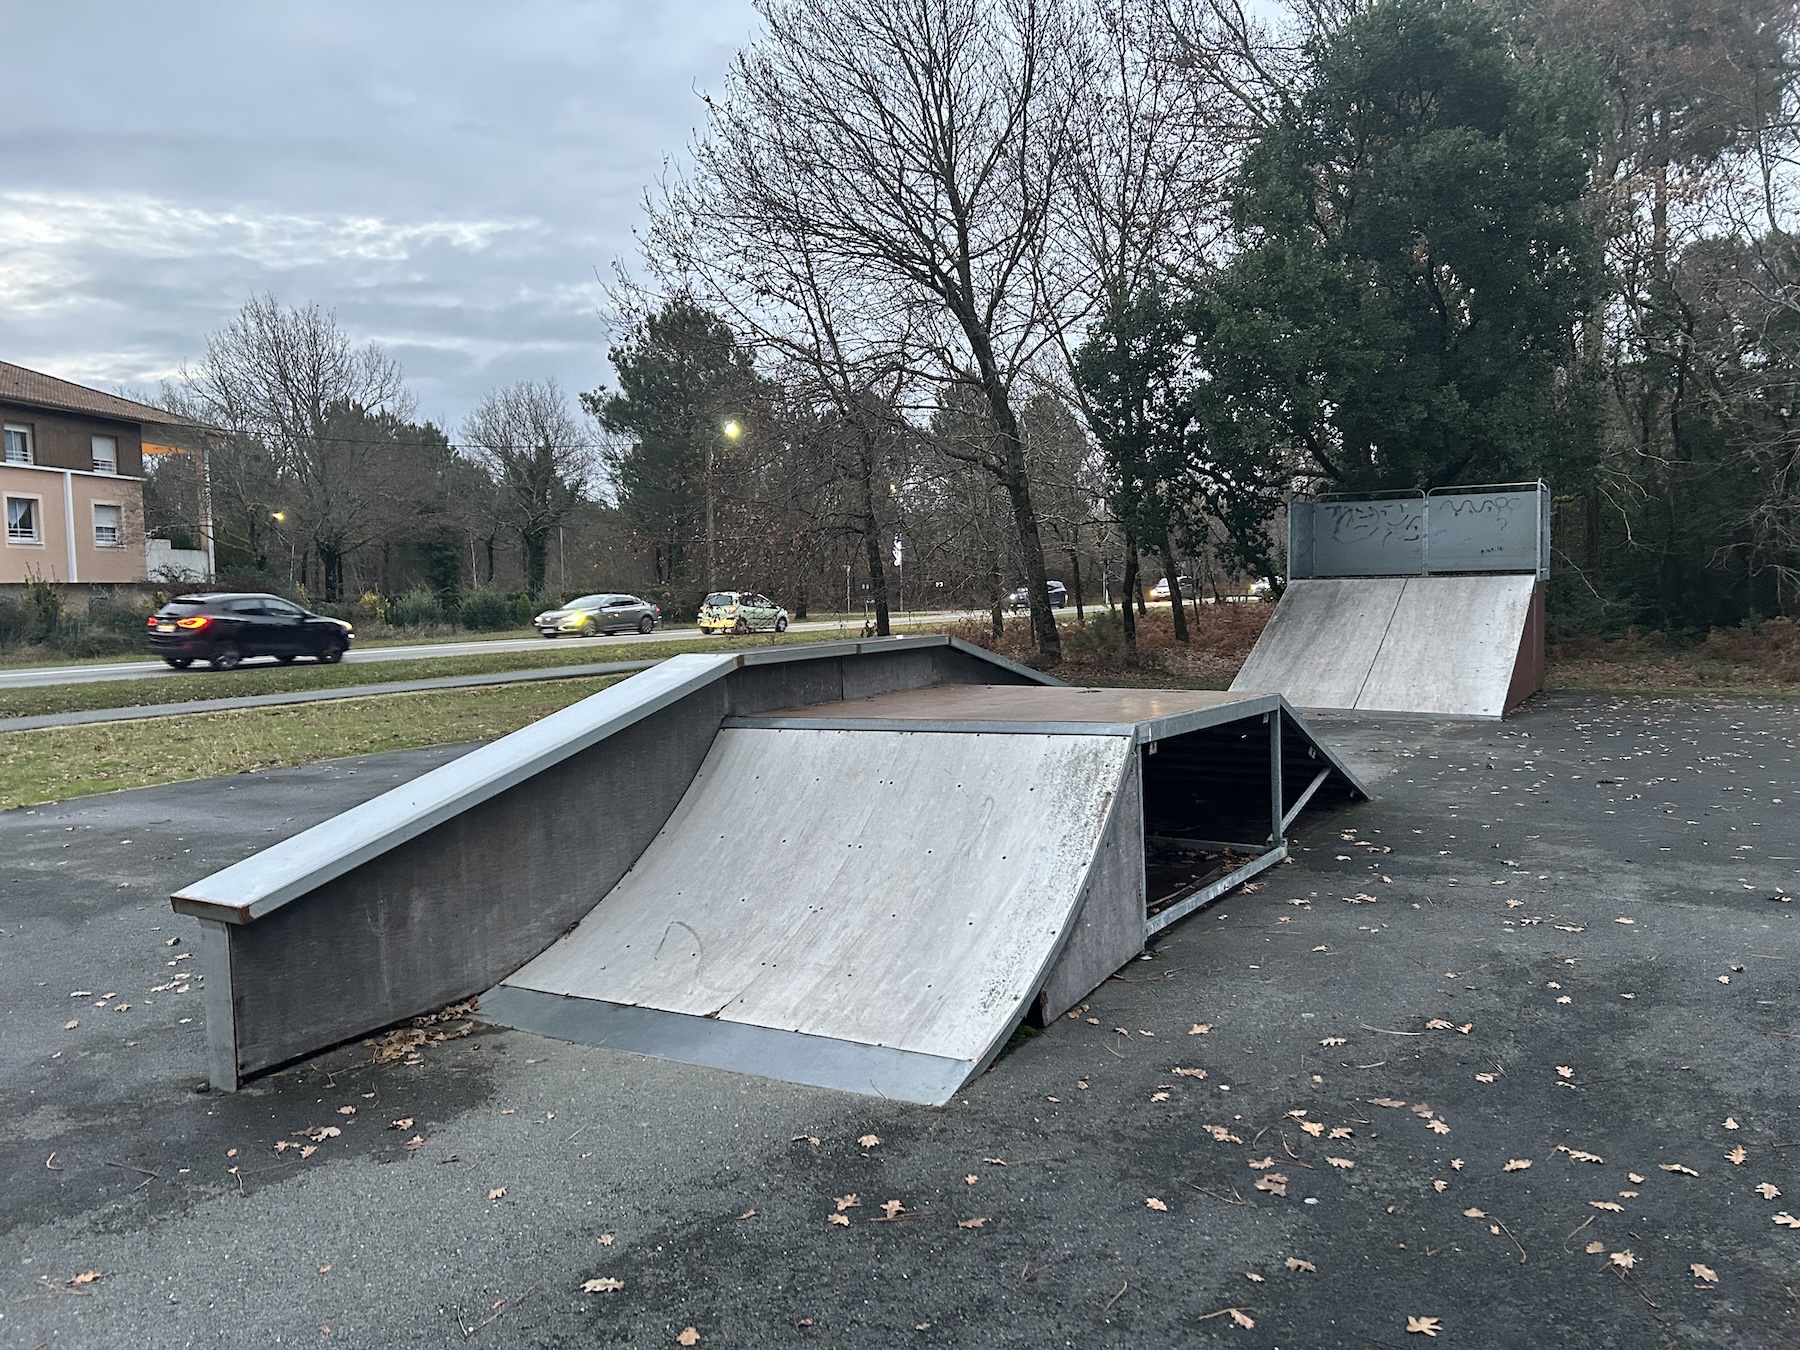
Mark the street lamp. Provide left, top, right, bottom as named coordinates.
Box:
left=722, top=420, right=742, bottom=440
left=271, top=510, right=287, bottom=523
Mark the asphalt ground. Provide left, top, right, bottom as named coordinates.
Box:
left=2, top=691, right=1797, bottom=1348
left=0, top=614, right=965, bottom=691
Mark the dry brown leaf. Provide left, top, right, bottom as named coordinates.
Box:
left=834, top=1194, right=859, bottom=1212
left=1628, top=1172, right=1645, bottom=1184
left=1254, top=1174, right=1289, bottom=1196
left=677, top=1329, right=700, bottom=1347
left=1229, top=1309, right=1254, bottom=1329
left=1728, top=1146, right=1747, bottom=1165
left=1691, top=1263, right=1718, bottom=1283
left=597, top=1234, right=614, bottom=1246
left=827, top=1214, right=850, bottom=1227
left=581, top=1278, right=624, bottom=1293
left=1610, top=1250, right=1636, bottom=1271
left=1427, top=1119, right=1451, bottom=1135
left=336, top=1106, right=356, bottom=1116
left=1204, top=1124, right=1244, bottom=1143
left=1724, top=1117, right=1740, bottom=1130
left=390, top=1118, right=414, bottom=1130
left=63, top=1019, right=78, bottom=1030
left=792, top=1134, right=820, bottom=1145
left=1462, top=1207, right=1486, bottom=1218
left=299, top=1126, right=342, bottom=1142
left=1244, top=1271, right=1265, bottom=1283
left=1457, top=1023, right=1473, bottom=1034
left=1585, top=1241, right=1606, bottom=1254
left=1299, top=1120, right=1325, bottom=1138
left=1774, top=1212, right=1800, bottom=1229
left=964, top=1174, right=979, bottom=1185
left=1615, top=917, right=1635, bottom=924
left=1406, top=1315, right=1443, bottom=1336
left=857, top=1134, right=880, bottom=1148
left=1285, top=1257, right=1317, bottom=1272
left=1718, top=975, right=1731, bottom=984
left=1756, top=1183, right=1781, bottom=1200
left=1329, top=1126, right=1353, bottom=1139
left=1432, top=1180, right=1447, bottom=1193
left=1320, top=1037, right=1347, bottom=1047
left=1556, top=1066, right=1575, bottom=1079
left=1326, top=1156, right=1355, bottom=1170
left=1145, top=1197, right=1169, bottom=1211
left=1556, top=996, right=1571, bottom=1004
left=1425, top=1019, right=1453, bottom=1030
left=1410, top=1104, right=1436, bottom=1118
left=1369, top=1098, right=1406, bottom=1109
left=1589, top=1201, right=1624, bottom=1212
left=1475, top=1073, right=1496, bottom=1083
left=1560, top=1148, right=1605, bottom=1164
left=1450, top=1159, right=1465, bottom=1170
left=404, top=1135, right=424, bottom=1151
left=1660, top=1163, right=1700, bottom=1176
left=1248, top=1156, right=1277, bottom=1170
left=1190, top=1023, right=1213, bottom=1035
left=1150, top=1092, right=1171, bottom=1103
left=488, top=1187, right=506, bottom=1200
left=957, top=1217, right=986, bottom=1229
left=299, top=1144, right=317, bottom=1159
left=880, top=1199, right=904, bottom=1219
left=1503, top=1159, right=1532, bottom=1172
left=1172, top=1067, right=1208, bottom=1078
left=67, top=1271, right=102, bottom=1287
left=736, top=1209, right=756, bottom=1220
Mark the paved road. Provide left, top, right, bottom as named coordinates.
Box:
left=0, top=613, right=965, bottom=691
left=3, top=692, right=1796, bottom=1347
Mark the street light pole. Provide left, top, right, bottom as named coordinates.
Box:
left=715, top=420, right=742, bottom=590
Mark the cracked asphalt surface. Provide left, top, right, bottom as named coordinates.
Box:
left=2, top=691, right=1797, bottom=1348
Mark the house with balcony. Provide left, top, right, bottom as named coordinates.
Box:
left=1, top=360, right=213, bottom=599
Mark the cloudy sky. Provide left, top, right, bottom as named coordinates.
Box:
left=0, top=0, right=759, bottom=429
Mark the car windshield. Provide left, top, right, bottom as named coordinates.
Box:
left=704, top=592, right=737, bottom=606
left=565, top=595, right=610, bottom=610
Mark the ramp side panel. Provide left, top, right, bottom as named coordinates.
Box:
left=505, top=728, right=1132, bottom=1066
left=1230, top=578, right=1405, bottom=709
left=1353, top=575, right=1535, bottom=718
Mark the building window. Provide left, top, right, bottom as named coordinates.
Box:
left=91, top=435, right=118, bottom=474
left=5, top=495, right=40, bottom=543
left=3, top=424, right=31, bottom=465
left=93, top=503, right=122, bottom=547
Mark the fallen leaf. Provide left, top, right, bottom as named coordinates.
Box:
left=390, top=1118, right=414, bottom=1130
left=677, top=1329, right=700, bottom=1346
left=1425, top=1019, right=1453, bottom=1030
left=1585, top=1241, right=1606, bottom=1254
left=1248, top=1156, right=1276, bottom=1170
left=1229, top=1309, right=1254, bottom=1329
left=1204, top=1124, right=1244, bottom=1143
left=1427, top=1120, right=1451, bottom=1135
left=1285, top=1257, right=1317, bottom=1272
left=736, top=1209, right=756, bottom=1220
left=299, top=1144, right=318, bottom=1159
left=1628, top=1173, right=1645, bottom=1184
left=1369, top=1098, right=1406, bottom=1109
left=1589, top=1201, right=1624, bottom=1212
left=1728, top=1146, right=1747, bottom=1165
left=857, top=1134, right=880, bottom=1148
left=964, top=1174, right=978, bottom=1185
left=1326, top=1156, right=1355, bottom=1170
left=1406, top=1315, right=1442, bottom=1336
left=1691, top=1263, right=1718, bottom=1283
left=1619, top=1190, right=1639, bottom=1198
left=1254, top=1174, right=1288, bottom=1196
left=880, top=1199, right=904, bottom=1219
left=598, top=1234, right=614, bottom=1246
left=1475, top=1073, right=1496, bottom=1083
left=1615, top=917, right=1635, bottom=924
left=1659, top=1163, right=1700, bottom=1177
left=827, top=1214, right=850, bottom=1227
left=1329, top=1126, right=1353, bottom=1140
left=1561, top=1148, right=1606, bottom=1164
left=299, top=1126, right=342, bottom=1142
left=1432, top=1180, right=1447, bottom=1193
left=1190, top=1024, right=1213, bottom=1035
left=67, top=1271, right=102, bottom=1287
left=1718, top=975, right=1731, bottom=984
left=1756, top=1183, right=1782, bottom=1200
left=581, top=1278, right=624, bottom=1293
left=1456, top=1024, right=1473, bottom=1034
left=957, top=1217, right=986, bottom=1229
left=336, top=1106, right=356, bottom=1116
left=1150, top=1092, right=1170, bottom=1103
left=1774, top=1212, right=1800, bottom=1229
left=1244, top=1271, right=1265, bottom=1283
left=1145, top=1197, right=1168, bottom=1211
left=792, top=1135, right=821, bottom=1146
left=1724, top=1117, right=1740, bottom=1131
left=1462, top=1207, right=1486, bottom=1219
left=1451, top=1159, right=1465, bottom=1171
left=404, top=1135, right=424, bottom=1151
left=1503, top=1159, right=1532, bottom=1172
left=834, top=1194, right=859, bottom=1212
left=319, top=1265, right=331, bottom=1274
left=1556, top=1066, right=1574, bottom=1079
left=63, top=1019, right=78, bottom=1030
left=1299, top=1120, right=1325, bottom=1137
left=1320, top=1037, right=1347, bottom=1047
left=488, top=1187, right=506, bottom=1200
left=1172, top=1067, right=1208, bottom=1078
left=1610, top=1250, right=1636, bottom=1271
left=1556, top=996, right=1572, bottom=1004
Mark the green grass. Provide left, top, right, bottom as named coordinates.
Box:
left=0, top=677, right=625, bottom=811
left=0, top=630, right=832, bottom=721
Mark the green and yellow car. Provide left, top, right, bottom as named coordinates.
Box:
left=698, top=591, right=789, bottom=635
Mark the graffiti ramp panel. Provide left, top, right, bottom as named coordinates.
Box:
left=502, top=726, right=1132, bottom=1066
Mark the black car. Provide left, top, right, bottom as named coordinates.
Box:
left=1008, top=581, right=1069, bottom=613
left=145, top=593, right=354, bottom=671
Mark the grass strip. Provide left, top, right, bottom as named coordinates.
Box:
left=0, top=676, right=623, bottom=812
left=0, top=631, right=831, bottom=721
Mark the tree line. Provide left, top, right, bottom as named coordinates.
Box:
left=149, top=0, right=1800, bottom=660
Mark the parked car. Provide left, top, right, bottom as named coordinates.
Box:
left=534, top=593, right=660, bottom=638
left=698, top=591, right=789, bottom=634
left=145, top=593, right=353, bottom=671
left=1148, top=576, right=1192, bottom=602
left=1007, top=581, right=1069, bottom=613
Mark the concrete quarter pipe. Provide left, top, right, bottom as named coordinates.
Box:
left=172, top=639, right=1365, bottom=1103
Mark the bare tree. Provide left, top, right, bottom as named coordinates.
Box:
left=645, top=0, right=1086, bottom=663
left=461, top=380, right=593, bottom=596
left=182, top=295, right=416, bottom=599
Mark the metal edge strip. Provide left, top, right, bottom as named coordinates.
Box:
left=1144, top=845, right=1289, bottom=937
left=721, top=716, right=1139, bottom=737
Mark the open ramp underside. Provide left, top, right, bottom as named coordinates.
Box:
left=1231, top=575, right=1540, bottom=719
left=487, top=726, right=1135, bottom=1104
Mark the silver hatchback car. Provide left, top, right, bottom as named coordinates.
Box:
left=534, top=593, right=660, bottom=637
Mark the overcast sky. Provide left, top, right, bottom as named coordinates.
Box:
left=0, top=0, right=759, bottom=429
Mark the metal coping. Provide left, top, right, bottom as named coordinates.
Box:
left=170, top=635, right=1055, bottom=924
left=478, top=985, right=974, bottom=1106
left=722, top=690, right=1285, bottom=744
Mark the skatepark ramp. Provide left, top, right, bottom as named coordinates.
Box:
left=171, top=638, right=1365, bottom=1102
left=1231, top=484, right=1550, bottom=719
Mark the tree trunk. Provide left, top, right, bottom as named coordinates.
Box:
left=1067, top=547, right=1084, bottom=622
left=1161, top=537, right=1189, bottom=643
left=860, top=488, right=891, bottom=638
left=523, top=529, right=548, bottom=596
left=989, top=542, right=1006, bottom=641
left=1121, top=539, right=1139, bottom=653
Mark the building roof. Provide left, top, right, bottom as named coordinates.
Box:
left=0, top=360, right=207, bottom=429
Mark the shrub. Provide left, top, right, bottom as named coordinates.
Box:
left=459, top=588, right=513, bottom=631
left=22, top=574, right=62, bottom=644
left=388, top=588, right=443, bottom=629
left=512, top=594, right=535, bottom=628
left=0, top=597, right=28, bottom=650
left=356, top=591, right=389, bottom=628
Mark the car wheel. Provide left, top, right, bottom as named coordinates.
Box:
left=775, top=616, right=788, bottom=633
left=317, top=641, right=345, bottom=664
left=209, top=645, right=243, bottom=672
left=162, top=656, right=192, bottom=670
left=733, top=618, right=748, bottom=635
left=637, top=615, right=654, bottom=634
